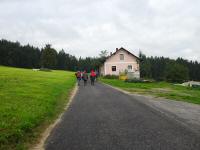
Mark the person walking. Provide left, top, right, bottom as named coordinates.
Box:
left=90, top=70, right=96, bottom=86
left=82, top=70, right=88, bottom=86
left=95, top=70, right=99, bottom=81
left=75, top=71, right=81, bottom=86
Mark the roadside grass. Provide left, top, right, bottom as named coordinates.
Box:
left=0, top=66, right=76, bottom=150
left=100, top=78, right=200, bottom=105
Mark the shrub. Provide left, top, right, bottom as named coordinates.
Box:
left=40, top=68, right=52, bottom=72
left=192, top=84, right=200, bottom=89
left=103, top=75, right=119, bottom=79
left=125, top=78, right=154, bottom=83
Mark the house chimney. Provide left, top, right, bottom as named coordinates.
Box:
left=116, top=48, right=118, bottom=51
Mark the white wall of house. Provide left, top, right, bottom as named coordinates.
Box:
left=100, top=48, right=140, bottom=78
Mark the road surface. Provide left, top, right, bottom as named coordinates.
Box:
left=45, top=82, right=200, bottom=150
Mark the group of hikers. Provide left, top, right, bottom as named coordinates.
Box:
left=75, top=70, right=98, bottom=86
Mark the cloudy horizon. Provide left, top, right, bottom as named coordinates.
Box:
left=0, top=0, right=200, bottom=61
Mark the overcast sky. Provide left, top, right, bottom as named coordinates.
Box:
left=0, top=0, right=200, bottom=61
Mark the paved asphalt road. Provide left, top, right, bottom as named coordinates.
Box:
left=45, top=82, right=200, bottom=150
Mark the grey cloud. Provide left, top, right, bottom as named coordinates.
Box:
left=0, top=0, right=200, bottom=61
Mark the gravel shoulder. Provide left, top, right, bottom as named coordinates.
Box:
left=132, top=94, right=200, bottom=133
left=105, top=83, right=200, bottom=134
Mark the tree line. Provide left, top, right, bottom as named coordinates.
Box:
left=139, top=52, right=200, bottom=82
left=0, top=39, right=104, bottom=71
left=0, top=39, right=200, bottom=82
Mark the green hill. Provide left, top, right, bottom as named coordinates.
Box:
left=0, top=66, right=76, bottom=150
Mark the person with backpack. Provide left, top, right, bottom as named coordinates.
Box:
left=95, top=70, right=99, bottom=81
left=90, top=70, right=96, bottom=85
left=82, top=70, right=88, bottom=86
left=75, top=71, right=81, bottom=86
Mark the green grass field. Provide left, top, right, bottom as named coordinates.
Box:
left=100, top=78, right=200, bottom=105
left=0, top=66, right=76, bottom=150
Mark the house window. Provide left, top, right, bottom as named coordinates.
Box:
left=120, top=54, right=124, bottom=60
left=128, top=65, right=132, bottom=70
left=112, top=66, right=116, bottom=71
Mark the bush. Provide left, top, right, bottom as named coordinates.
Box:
left=103, top=75, right=119, bottom=79
left=192, top=84, right=200, bottom=89
left=40, top=68, right=52, bottom=72
left=125, top=78, right=154, bottom=83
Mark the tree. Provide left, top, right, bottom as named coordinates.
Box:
left=95, top=50, right=108, bottom=69
left=0, top=39, right=41, bottom=68
left=99, top=50, right=108, bottom=58
left=165, top=61, right=189, bottom=83
left=40, top=44, right=57, bottom=69
left=57, top=49, right=66, bottom=70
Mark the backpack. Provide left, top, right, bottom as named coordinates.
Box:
left=76, top=72, right=81, bottom=78
left=90, top=71, right=96, bottom=77
left=83, top=73, right=88, bottom=80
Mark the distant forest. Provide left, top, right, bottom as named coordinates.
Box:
left=0, top=39, right=102, bottom=71
left=0, top=39, right=200, bottom=82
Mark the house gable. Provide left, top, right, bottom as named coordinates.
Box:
left=105, top=47, right=139, bottom=64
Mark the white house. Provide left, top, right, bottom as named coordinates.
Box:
left=100, top=47, right=140, bottom=78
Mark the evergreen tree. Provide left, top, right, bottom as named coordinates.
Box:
left=40, top=44, right=57, bottom=69
left=165, top=61, right=189, bottom=83
left=0, top=39, right=41, bottom=68
left=57, top=49, right=67, bottom=70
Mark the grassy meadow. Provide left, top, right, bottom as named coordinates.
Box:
left=0, top=66, right=76, bottom=150
left=100, top=78, right=200, bottom=105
